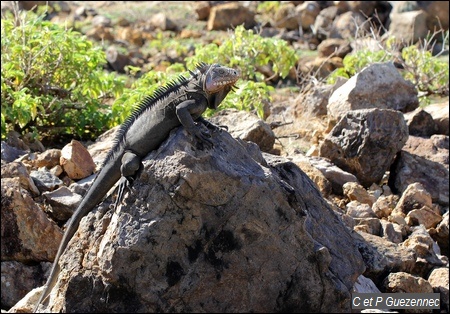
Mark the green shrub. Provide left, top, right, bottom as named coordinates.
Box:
left=110, top=63, right=188, bottom=125
left=186, top=25, right=297, bottom=82
left=1, top=8, right=125, bottom=141
left=113, top=25, right=296, bottom=121
left=186, top=25, right=296, bottom=118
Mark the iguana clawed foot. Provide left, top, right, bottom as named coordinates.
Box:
left=112, top=151, right=141, bottom=211
left=192, top=123, right=214, bottom=149
left=198, top=116, right=228, bottom=133
left=112, top=176, right=133, bottom=211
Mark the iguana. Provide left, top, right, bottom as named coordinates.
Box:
left=34, top=63, right=240, bottom=312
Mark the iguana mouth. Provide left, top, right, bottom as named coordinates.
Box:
left=204, top=64, right=240, bottom=93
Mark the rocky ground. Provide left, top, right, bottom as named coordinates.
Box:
left=1, top=1, right=449, bottom=313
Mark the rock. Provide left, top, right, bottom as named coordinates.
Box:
left=9, top=130, right=44, bottom=152
left=42, top=186, right=82, bottom=221
left=352, top=275, right=381, bottom=293
left=392, top=182, right=443, bottom=230
left=297, top=55, right=343, bottom=79
left=294, top=81, right=338, bottom=117
left=402, top=225, right=446, bottom=277
left=1, top=178, right=63, bottom=262
left=382, top=271, right=434, bottom=293
left=33, top=149, right=62, bottom=169
left=372, top=195, right=398, bottom=219
left=428, top=211, right=449, bottom=256
left=290, top=155, right=333, bottom=198
left=1, top=162, right=40, bottom=196
left=273, top=3, right=300, bottom=30
left=207, top=2, right=256, bottom=31
left=402, top=135, right=449, bottom=169
left=319, top=108, right=409, bottom=188
left=91, top=14, right=111, bottom=27
left=393, top=182, right=434, bottom=216
left=389, top=10, right=430, bottom=44
left=346, top=1, right=378, bottom=16
left=60, top=140, right=96, bottom=180
left=317, top=38, right=352, bottom=58
left=346, top=200, right=377, bottom=218
left=307, top=156, right=359, bottom=195
left=209, top=109, right=275, bottom=153
left=423, top=102, right=449, bottom=136
left=150, top=12, right=177, bottom=31
left=352, top=232, right=416, bottom=285
left=427, top=267, right=449, bottom=313
left=327, top=62, right=419, bottom=122
left=353, top=217, right=381, bottom=235
left=380, top=220, right=403, bottom=243
left=106, top=45, right=135, bottom=73
left=37, top=128, right=364, bottom=313
left=1, top=261, right=50, bottom=309
left=418, top=1, right=449, bottom=31
left=343, top=182, right=376, bottom=206
left=68, top=173, right=96, bottom=196
left=194, top=1, right=210, bottom=21
left=314, top=5, right=339, bottom=40
left=1, top=141, right=28, bottom=162
left=329, top=11, right=367, bottom=40
left=295, top=1, right=321, bottom=30
left=85, top=25, right=114, bottom=42
left=30, top=169, right=64, bottom=193
left=389, top=151, right=449, bottom=206
left=403, top=108, right=438, bottom=137
left=86, top=126, right=118, bottom=167
left=406, top=206, right=442, bottom=229
left=115, top=26, right=146, bottom=47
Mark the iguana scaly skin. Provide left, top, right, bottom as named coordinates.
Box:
left=34, top=63, right=240, bottom=312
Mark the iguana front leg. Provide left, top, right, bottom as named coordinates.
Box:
left=113, top=151, right=141, bottom=211
left=176, top=99, right=213, bottom=148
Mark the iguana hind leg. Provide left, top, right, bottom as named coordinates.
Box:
left=112, top=151, right=141, bottom=211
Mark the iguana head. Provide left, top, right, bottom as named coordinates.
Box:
left=197, top=63, right=240, bottom=109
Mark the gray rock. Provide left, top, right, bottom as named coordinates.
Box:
left=30, top=169, right=64, bottom=193
left=42, top=186, right=82, bottom=221
left=327, top=62, right=419, bottom=122
left=209, top=109, right=276, bottom=153
left=429, top=211, right=449, bottom=256
left=1, top=162, right=40, bottom=195
left=380, top=220, right=403, bottom=243
left=353, top=232, right=417, bottom=286
left=403, top=107, right=438, bottom=137
left=352, top=275, right=380, bottom=293
left=352, top=231, right=417, bottom=285
left=389, top=10, right=430, bottom=44
left=427, top=267, right=449, bottom=313
left=319, top=108, right=409, bottom=187
left=1, top=261, right=49, bottom=309
left=423, top=102, right=449, bottom=135
left=382, top=271, right=434, bottom=293
left=207, top=2, right=256, bottom=31
left=329, top=11, right=367, bottom=40
left=402, top=225, right=446, bottom=277
left=402, top=135, right=449, bottom=169
left=1, top=178, right=62, bottom=262
left=1, top=141, right=27, bottom=162
left=307, top=156, right=359, bottom=195
left=39, top=127, right=364, bottom=313
left=389, top=151, right=449, bottom=206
